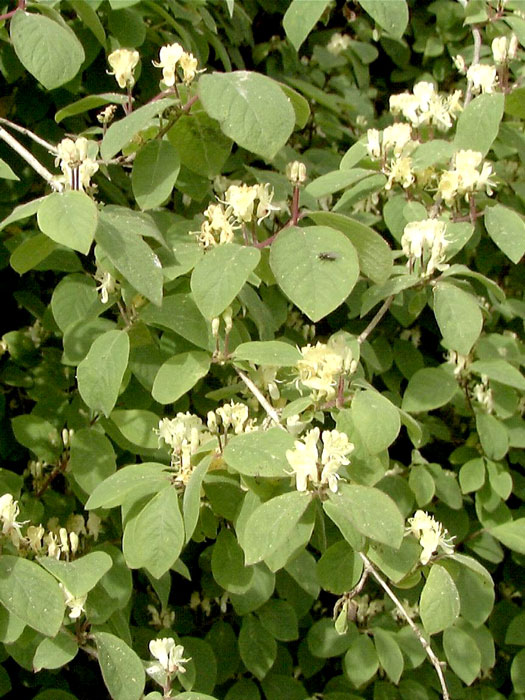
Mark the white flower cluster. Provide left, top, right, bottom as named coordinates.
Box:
left=389, top=82, right=463, bottom=132
left=466, top=63, right=498, bottom=94
left=207, top=401, right=255, bottom=436
left=326, top=32, right=351, bottom=55
left=367, top=123, right=413, bottom=160
left=286, top=427, right=354, bottom=493
left=152, top=42, right=203, bottom=86
left=107, top=48, right=139, bottom=89
left=297, top=336, right=355, bottom=401
left=194, top=183, right=279, bottom=249
left=27, top=512, right=101, bottom=560
left=55, top=137, right=99, bottom=192
left=147, top=637, right=190, bottom=685
left=0, top=494, right=25, bottom=547
left=407, top=510, right=455, bottom=565
left=401, top=218, right=449, bottom=277
left=445, top=349, right=470, bottom=377
left=472, top=375, right=494, bottom=413
left=437, top=149, right=495, bottom=205
left=492, top=34, right=519, bottom=64
left=60, top=583, right=87, bottom=620
left=156, top=413, right=207, bottom=481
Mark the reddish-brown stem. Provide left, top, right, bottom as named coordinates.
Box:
left=291, top=184, right=300, bottom=225
left=0, top=0, right=25, bottom=21
left=35, top=457, right=68, bottom=499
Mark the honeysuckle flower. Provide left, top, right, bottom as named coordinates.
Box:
left=0, top=494, right=26, bottom=546
left=95, top=268, right=118, bottom=304
left=467, top=63, right=498, bottom=94
left=60, top=584, right=87, bottom=620
left=179, top=51, right=201, bottom=84
left=216, top=401, right=249, bottom=434
left=286, top=161, right=307, bottom=184
left=366, top=128, right=381, bottom=159
left=492, top=34, right=518, bottom=64
left=326, top=32, right=351, bottom=55
left=385, top=156, right=414, bottom=190
left=195, top=202, right=237, bottom=248
left=152, top=42, right=184, bottom=86
left=56, top=137, right=98, bottom=192
left=407, top=510, right=455, bottom=565
left=224, top=184, right=258, bottom=222
left=255, top=183, right=280, bottom=223
left=453, top=54, right=467, bottom=73
left=96, top=104, right=117, bottom=125
left=286, top=428, right=353, bottom=493
left=107, top=48, right=140, bottom=89
left=87, top=512, right=102, bottom=541
left=148, top=638, right=190, bottom=677
left=438, top=149, right=496, bottom=205
left=473, top=375, right=494, bottom=413
left=401, top=218, right=448, bottom=276
left=382, top=123, right=413, bottom=157
left=390, top=82, right=462, bottom=132
left=445, top=349, right=469, bottom=377
left=26, top=524, right=44, bottom=553
left=286, top=427, right=321, bottom=492
left=296, top=337, right=354, bottom=401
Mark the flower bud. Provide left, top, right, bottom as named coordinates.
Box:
left=211, top=317, right=220, bottom=338
left=286, top=161, right=307, bottom=185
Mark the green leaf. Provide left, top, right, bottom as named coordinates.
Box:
left=433, top=282, right=483, bottom=355
left=51, top=273, right=100, bottom=332
left=511, top=648, right=525, bottom=693
left=0, top=197, right=45, bottom=231
left=505, top=85, right=525, bottom=119
left=132, top=140, right=180, bottom=210
left=283, top=0, right=331, bottom=51
left=233, top=341, right=301, bottom=366
left=85, top=463, right=170, bottom=510
left=140, top=293, right=211, bottom=351
left=257, top=599, right=299, bottom=642
left=10, top=233, right=56, bottom=274
left=55, top=93, right=127, bottom=123
left=485, top=204, right=525, bottom=264
left=77, top=330, right=130, bottom=417
left=37, top=192, right=98, bottom=255
left=11, top=415, right=61, bottom=463
left=358, top=0, right=409, bottom=38
left=305, top=169, right=376, bottom=198
left=242, top=491, right=313, bottom=565
left=69, top=427, right=116, bottom=494
left=39, top=552, right=112, bottom=598
left=100, top=97, right=176, bottom=161
left=33, top=632, right=78, bottom=671
left=224, top=428, right=295, bottom=478
left=270, top=225, right=359, bottom=322
left=122, top=486, right=184, bottom=578
left=330, top=483, right=405, bottom=548
left=317, top=541, right=363, bottom=594
left=72, top=0, right=106, bottom=46
left=9, top=10, right=85, bottom=89
left=0, top=158, right=19, bottom=180
left=93, top=631, right=145, bottom=700
left=277, top=82, right=311, bottom=129
left=0, top=557, right=64, bottom=637
left=343, top=634, right=379, bottom=687
left=490, top=518, right=525, bottom=554
left=373, top=628, right=404, bottom=684
left=367, top=538, right=421, bottom=583
left=459, top=458, right=485, bottom=494
left=506, top=611, right=525, bottom=645
left=212, top=529, right=253, bottom=594
left=419, top=564, right=460, bottom=635
left=199, top=71, right=295, bottom=160
left=168, top=110, right=232, bottom=178
left=152, top=351, right=210, bottom=404
left=443, top=627, right=481, bottom=685
left=454, top=93, right=505, bottom=156
left=470, top=359, right=525, bottom=391
left=351, top=389, right=400, bottom=454
left=109, top=410, right=160, bottom=451
left=306, top=211, right=392, bottom=285
left=238, top=615, right=277, bottom=680
left=191, top=244, right=260, bottom=319
left=476, top=412, right=509, bottom=461
left=183, top=456, right=211, bottom=543
left=402, top=367, right=457, bottom=412
left=96, top=214, right=164, bottom=306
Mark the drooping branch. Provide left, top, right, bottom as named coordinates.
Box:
left=0, top=127, right=63, bottom=191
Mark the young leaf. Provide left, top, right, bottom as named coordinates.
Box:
left=283, top=0, right=331, bottom=50
left=191, top=244, right=260, bottom=319
left=93, top=631, right=145, bottom=700
left=33, top=632, right=78, bottom=672
left=77, top=330, right=130, bottom=417
left=199, top=72, right=295, bottom=160
left=419, top=564, right=460, bottom=635
left=152, top=351, right=210, bottom=404
left=132, top=140, right=180, bottom=210
left=37, top=191, right=98, bottom=255
left=269, top=225, right=359, bottom=322
left=10, top=11, right=85, bottom=89
left=433, top=282, right=483, bottom=356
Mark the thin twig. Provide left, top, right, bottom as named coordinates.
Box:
left=359, top=553, right=450, bottom=700
left=0, top=0, right=25, bottom=22
left=465, top=26, right=483, bottom=107
left=357, top=295, right=394, bottom=345
left=0, top=118, right=57, bottom=153
left=0, top=127, right=63, bottom=191
left=235, top=367, right=284, bottom=428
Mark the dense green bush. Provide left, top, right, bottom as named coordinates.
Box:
left=0, top=0, right=524, bottom=698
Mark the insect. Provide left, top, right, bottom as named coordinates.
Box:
left=318, top=251, right=339, bottom=261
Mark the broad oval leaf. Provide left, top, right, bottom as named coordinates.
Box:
left=33, top=632, right=78, bottom=672
left=168, top=110, right=232, bottom=178
left=454, top=93, right=505, bottom=156
left=211, top=529, right=253, bottom=594
left=85, top=463, right=170, bottom=510
left=199, top=71, right=295, bottom=160
left=443, top=627, right=481, bottom=685
left=223, top=428, right=295, bottom=478
left=283, top=0, right=331, bottom=50
left=269, top=225, right=359, bottom=322
left=358, top=0, right=409, bottom=38
left=469, top=359, right=525, bottom=391
left=238, top=615, right=277, bottom=680
left=132, top=139, right=180, bottom=210
left=191, top=244, right=260, bottom=319
left=485, top=204, right=525, bottom=264
left=330, top=483, right=405, bottom=548
left=77, top=330, right=130, bottom=418
left=0, top=557, right=64, bottom=637
left=37, top=551, right=112, bottom=597
left=122, top=486, right=184, bottom=578
left=490, top=518, right=525, bottom=555
left=93, top=631, right=145, bottom=700
left=351, top=389, right=400, bottom=454
left=233, top=341, right=301, bottom=366
left=433, top=282, right=483, bottom=356
left=152, top=351, right=211, bottom=405
left=37, top=191, right=98, bottom=255
left=402, top=367, right=457, bottom=412
left=10, top=233, right=57, bottom=275
left=10, top=10, right=85, bottom=89
left=419, top=564, right=460, bottom=635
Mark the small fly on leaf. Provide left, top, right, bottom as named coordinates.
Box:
left=318, top=251, right=338, bottom=261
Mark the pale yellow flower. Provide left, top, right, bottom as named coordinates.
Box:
left=326, top=32, right=351, bottom=55
left=152, top=43, right=184, bottom=86
left=407, top=510, right=455, bottom=565
left=107, top=48, right=140, bottom=89
left=467, top=63, right=498, bottom=94
left=179, top=51, right=200, bottom=85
